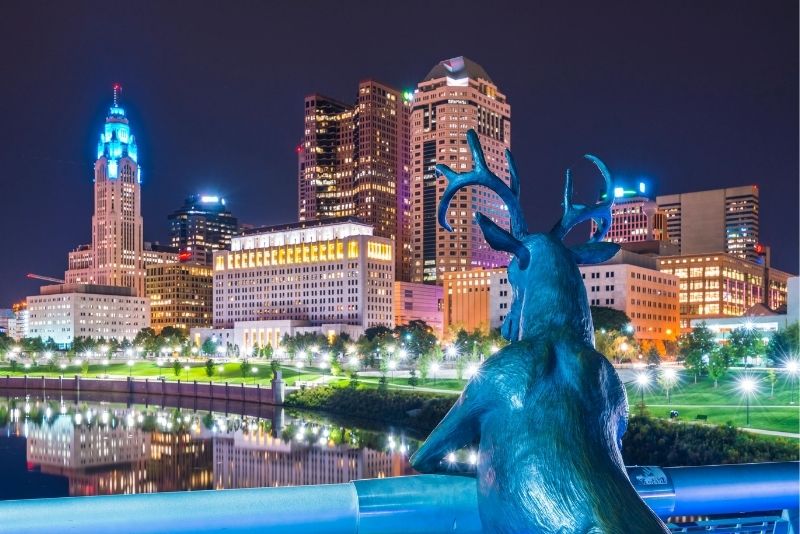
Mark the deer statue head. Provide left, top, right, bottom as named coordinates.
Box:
left=437, top=129, right=620, bottom=345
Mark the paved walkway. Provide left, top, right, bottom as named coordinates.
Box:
left=740, top=427, right=800, bottom=439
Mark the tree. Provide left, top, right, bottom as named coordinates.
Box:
left=707, top=349, right=728, bottom=388
left=679, top=323, right=716, bottom=383
left=262, top=344, right=274, bottom=360
left=407, top=368, right=419, bottom=387
left=766, top=323, right=799, bottom=367
left=240, top=359, right=249, bottom=378
left=590, top=307, right=632, bottom=333
left=724, top=327, right=764, bottom=366
left=646, top=346, right=661, bottom=366
left=766, top=369, right=778, bottom=397
left=395, top=320, right=437, bottom=361
left=201, top=338, right=217, bottom=356
left=205, top=359, right=215, bottom=378
left=172, top=360, right=181, bottom=377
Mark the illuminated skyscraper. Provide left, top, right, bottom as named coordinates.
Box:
left=168, top=194, right=238, bottom=265
left=409, top=57, right=512, bottom=284
left=591, top=182, right=667, bottom=244
left=298, top=80, right=411, bottom=280
left=65, top=85, right=145, bottom=296
left=656, top=186, right=760, bottom=262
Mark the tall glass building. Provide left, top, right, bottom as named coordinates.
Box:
left=168, top=194, right=239, bottom=266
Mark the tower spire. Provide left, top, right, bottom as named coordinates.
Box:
left=112, top=83, right=122, bottom=106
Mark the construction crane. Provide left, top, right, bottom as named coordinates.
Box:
left=27, top=273, right=65, bottom=284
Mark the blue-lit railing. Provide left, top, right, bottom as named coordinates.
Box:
left=0, top=463, right=796, bottom=533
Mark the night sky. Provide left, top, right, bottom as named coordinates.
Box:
left=0, top=1, right=797, bottom=305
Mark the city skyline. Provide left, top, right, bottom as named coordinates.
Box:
left=1, top=1, right=797, bottom=304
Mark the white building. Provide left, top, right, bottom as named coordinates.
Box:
left=196, top=218, right=394, bottom=352
left=27, top=283, right=149, bottom=346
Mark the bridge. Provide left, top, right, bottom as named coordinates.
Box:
left=0, top=462, right=796, bottom=533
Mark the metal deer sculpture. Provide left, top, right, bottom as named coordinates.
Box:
left=410, top=130, right=669, bottom=533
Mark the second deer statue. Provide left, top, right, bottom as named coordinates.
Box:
left=410, top=130, right=670, bottom=533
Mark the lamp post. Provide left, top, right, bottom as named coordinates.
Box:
left=785, top=360, right=799, bottom=405
left=635, top=372, right=650, bottom=416
left=661, top=368, right=677, bottom=406
left=738, top=377, right=757, bottom=427
left=183, top=365, right=191, bottom=381
left=127, top=359, right=134, bottom=377
left=388, top=359, right=397, bottom=383
left=251, top=366, right=258, bottom=385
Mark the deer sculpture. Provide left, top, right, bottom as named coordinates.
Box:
left=410, top=130, right=669, bottom=533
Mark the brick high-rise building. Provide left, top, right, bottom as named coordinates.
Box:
left=410, top=56, right=512, bottom=284
left=298, top=80, right=411, bottom=280
left=656, top=185, right=760, bottom=262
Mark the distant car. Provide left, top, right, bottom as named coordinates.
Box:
left=646, top=363, right=660, bottom=370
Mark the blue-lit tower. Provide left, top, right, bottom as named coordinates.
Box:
left=90, top=84, right=145, bottom=295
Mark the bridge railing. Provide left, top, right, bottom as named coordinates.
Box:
left=0, top=462, right=796, bottom=533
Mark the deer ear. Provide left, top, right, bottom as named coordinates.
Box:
left=476, top=213, right=530, bottom=269
left=570, top=242, right=620, bottom=265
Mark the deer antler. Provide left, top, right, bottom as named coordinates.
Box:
left=551, top=155, right=614, bottom=243
left=437, top=130, right=527, bottom=239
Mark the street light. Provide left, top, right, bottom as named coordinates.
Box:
left=466, top=362, right=479, bottom=379
left=388, top=359, right=397, bottom=382
left=127, top=359, right=134, bottom=377
left=446, top=346, right=457, bottom=360
left=183, top=365, right=191, bottom=381
left=661, top=368, right=678, bottom=406
left=738, top=377, right=757, bottom=427
left=635, top=372, right=650, bottom=416
left=785, top=359, right=799, bottom=405
left=251, top=366, right=258, bottom=384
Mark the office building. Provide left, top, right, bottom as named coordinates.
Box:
left=146, top=262, right=213, bottom=333
left=658, top=252, right=791, bottom=329
left=197, top=218, right=393, bottom=352
left=442, top=268, right=511, bottom=334
left=298, top=80, right=411, bottom=280
left=168, top=194, right=238, bottom=266
left=657, top=186, right=760, bottom=261
left=393, top=281, right=443, bottom=337
left=27, top=283, right=149, bottom=346
left=410, top=56, right=512, bottom=284
left=592, top=182, right=666, bottom=244
left=579, top=251, right=680, bottom=342
left=64, top=85, right=146, bottom=296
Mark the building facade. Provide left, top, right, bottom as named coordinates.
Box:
left=64, top=86, right=152, bottom=296
left=658, top=252, right=791, bottom=329
left=656, top=185, right=760, bottom=262
left=298, top=80, right=411, bottom=280
left=579, top=252, right=680, bottom=342
left=27, top=283, right=149, bottom=345
left=168, top=194, right=238, bottom=266
left=592, top=183, right=666, bottom=244
left=209, top=218, right=393, bottom=347
left=393, top=281, right=444, bottom=337
left=146, top=262, right=213, bottom=333
left=442, top=268, right=511, bottom=335
left=410, top=56, right=512, bottom=284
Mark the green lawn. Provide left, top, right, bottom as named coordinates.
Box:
left=626, top=371, right=800, bottom=435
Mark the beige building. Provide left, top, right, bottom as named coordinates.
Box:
left=410, top=56, right=512, bottom=284
left=658, top=252, right=792, bottom=329
left=146, top=262, right=213, bottom=333
left=27, top=283, right=149, bottom=346
left=209, top=219, right=393, bottom=349
left=579, top=252, right=680, bottom=342
left=65, top=87, right=146, bottom=296
left=657, top=185, right=760, bottom=262
left=442, top=268, right=510, bottom=335
left=298, top=80, right=411, bottom=281
left=592, top=185, right=666, bottom=244
left=393, top=281, right=443, bottom=337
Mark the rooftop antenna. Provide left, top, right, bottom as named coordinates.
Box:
left=112, top=83, right=122, bottom=106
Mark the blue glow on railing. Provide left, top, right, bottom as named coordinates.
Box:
left=0, top=463, right=795, bottom=534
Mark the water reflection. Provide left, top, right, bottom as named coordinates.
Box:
left=0, top=392, right=418, bottom=500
